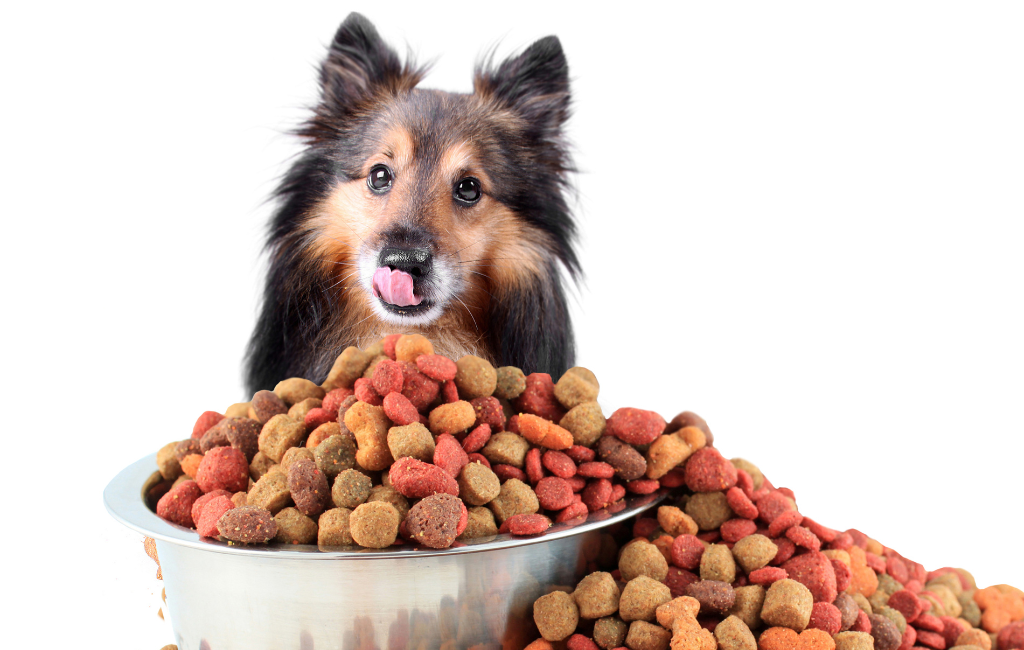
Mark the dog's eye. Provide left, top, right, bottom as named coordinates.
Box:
left=453, top=178, right=482, bottom=205
left=367, top=164, right=393, bottom=193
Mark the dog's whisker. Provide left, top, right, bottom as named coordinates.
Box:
left=454, top=295, right=480, bottom=334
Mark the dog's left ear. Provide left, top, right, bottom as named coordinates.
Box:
left=475, top=36, right=570, bottom=132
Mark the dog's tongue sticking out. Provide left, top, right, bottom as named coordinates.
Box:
left=372, top=267, right=423, bottom=307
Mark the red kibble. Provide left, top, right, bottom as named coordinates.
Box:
left=382, top=392, right=419, bottom=426
left=535, top=476, right=575, bottom=511
left=801, top=517, right=837, bottom=544
left=605, top=407, right=665, bottom=445
left=322, top=387, right=354, bottom=414
left=455, top=501, right=469, bottom=537
left=441, top=380, right=459, bottom=404
left=786, top=525, right=821, bottom=551
left=466, top=453, right=491, bottom=469
left=726, top=486, right=758, bottom=520
left=382, top=333, right=401, bottom=359
left=696, top=531, right=720, bottom=543
left=914, top=629, right=945, bottom=649
left=470, top=396, right=505, bottom=431
left=997, top=621, right=1024, bottom=650
left=567, top=634, right=600, bottom=650
left=768, top=510, right=803, bottom=538
left=196, top=495, right=235, bottom=538
left=939, top=617, right=965, bottom=648
left=156, top=480, right=203, bottom=528
left=683, top=447, right=739, bottom=493
left=433, top=433, right=469, bottom=477
left=865, top=552, right=887, bottom=574
left=886, top=555, right=909, bottom=584
left=782, top=551, right=838, bottom=603
left=565, top=445, right=596, bottom=463
left=400, top=362, right=440, bottom=410
left=514, top=372, right=566, bottom=422
left=634, top=518, right=659, bottom=538
left=829, top=532, right=854, bottom=551
left=505, top=513, right=551, bottom=536
left=734, top=468, right=754, bottom=498
left=625, top=479, right=660, bottom=494
left=610, top=484, right=625, bottom=503
left=372, top=358, right=404, bottom=396
left=808, top=602, right=842, bottom=635
left=462, top=423, right=492, bottom=453
left=506, top=414, right=519, bottom=433
left=192, top=411, right=224, bottom=439
left=542, top=450, right=576, bottom=478
left=851, top=610, right=871, bottom=633
left=388, top=457, right=459, bottom=498
left=748, top=567, right=788, bottom=586
left=195, top=447, right=249, bottom=493
left=415, top=353, right=457, bottom=381
left=776, top=487, right=796, bottom=501
left=886, top=590, right=921, bottom=623
left=304, top=407, right=334, bottom=431
left=846, top=529, right=869, bottom=549
left=525, top=447, right=545, bottom=484
left=659, top=468, right=687, bottom=488
left=755, top=491, right=796, bottom=524
left=770, top=537, right=796, bottom=565
left=190, top=489, right=232, bottom=526
left=671, top=534, right=705, bottom=570
left=566, top=475, right=587, bottom=492
left=577, top=462, right=615, bottom=479
left=664, top=567, right=700, bottom=598
left=914, top=614, right=943, bottom=633
left=721, top=518, right=758, bottom=543
left=899, top=625, right=917, bottom=650
left=555, top=501, right=590, bottom=523
left=493, top=464, right=526, bottom=482
left=581, top=478, right=613, bottom=512
left=831, top=558, right=852, bottom=594
left=354, top=377, right=382, bottom=405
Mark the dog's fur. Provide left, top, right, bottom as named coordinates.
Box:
left=245, top=13, right=579, bottom=394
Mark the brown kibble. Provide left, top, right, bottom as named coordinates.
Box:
left=366, top=484, right=410, bottom=519
left=247, top=471, right=292, bottom=515
left=395, top=334, right=434, bottom=363
left=657, top=506, right=699, bottom=537
left=331, top=469, right=372, bottom=509
left=405, top=493, right=463, bottom=549
left=281, top=446, right=315, bottom=470
left=344, top=401, right=394, bottom=471
left=348, top=501, right=400, bottom=548
left=287, top=458, right=329, bottom=517
left=832, top=631, right=875, bottom=650
left=317, top=507, right=354, bottom=547
left=675, top=426, right=707, bottom=454
left=250, top=390, right=289, bottom=424
left=684, top=491, right=734, bottom=530
left=533, top=590, right=579, bottom=641
left=457, top=462, right=501, bottom=506
left=306, top=421, right=341, bottom=449
left=625, top=620, right=671, bottom=650
left=760, top=579, right=813, bottom=631
left=314, top=433, right=357, bottom=479
left=248, top=451, right=275, bottom=481
left=728, top=585, right=765, bottom=631
left=560, top=401, right=606, bottom=447
left=597, top=436, right=647, bottom=481
left=274, top=377, right=326, bottom=406
left=362, top=354, right=388, bottom=380
left=273, top=507, right=318, bottom=544
left=731, top=534, right=778, bottom=573
left=645, top=433, right=694, bottom=480
left=322, top=346, right=372, bottom=391
left=428, top=401, right=477, bottom=435
left=729, top=458, right=763, bottom=490
left=387, top=422, right=436, bottom=462
left=231, top=491, right=248, bottom=507
left=619, top=576, right=672, bottom=622
left=686, top=580, right=736, bottom=615
left=459, top=506, right=498, bottom=540
left=224, top=402, right=250, bottom=419
left=287, top=397, right=322, bottom=422
left=700, top=543, right=737, bottom=583
left=481, top=431, right=530, bottom=468
left=494, top=366, right=527, bottom=400
left=217, top=506, right=277, bottom=544
left=157, top=442, right=183, bottom=481
left=573, top=571, right=621, bottom=619
left=955, top=628, right=991, bottom=649
left=258, top=414, right=307, bottom=463
left=594, top=617, right=628, bottom=650
left=453, top=355, right=497, bottom=400
left=554, top=367, right=599, bottom=410
left=713, top=615, right=756, bottom=650
left=620, top=539, right=670, bottom=582
left=487, top=478, right=539, bottom=524
left=656, top=596, right=701, bottom=629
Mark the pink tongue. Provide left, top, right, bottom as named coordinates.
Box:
left=372, top=267, right=422, bottom=307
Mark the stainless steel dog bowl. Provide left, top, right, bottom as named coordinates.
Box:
left=105, top=454, right=667, bottom=650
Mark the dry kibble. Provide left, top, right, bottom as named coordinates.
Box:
left=224, top=402, right=250, bottom=419
left=258, top=414, right=307, bottom=463
left=573, top=572, right=621, bottom=619
left=481, top=432, right=530, bottom=468
left=217, top=506, right=278, bottom=544
left=250, top=390, right=289, bottom=424
left=404, top=493, right=463, bottom=549
left=597, top=436, right=647, bottom=481
left=274, top=377, right=325, bottom=406
left=322, top=347, right=372, bottom=391
left=533, top=590, right=580, bottom=641
left=247, top=472, right=292, bottom=515
left=594, top=617, right=628, bottom=650
left=554, top=367, right=599, bottom=410
left=273, top=507, right=318, bottom=544
left=487, top=478, right=539, bottom=524
left=619, top=539, right=669, bottom=582
left=729, top=458, right=764, bottom=489
left=395, top=333, right=433, bottom=362
left=366, top=484, right=410, bottom=519
left=428, top=400, right=476, bottom=435
left=731, top=534, right=778, bottom=573
left=281, top=446, right=315, bottom=470
left=287, top=458, right=329, bottom=517
left=287, top=397, right=322, bottom=422
left=457, top=462, right=501, bottom=506
left=494, top=366, right=527, bottom=400
left=760, top=579, right=813, bottom=631
left=625, top=620, right=671, bottom=650
left=684, top=491, right=734, bottom=530
left=619, top=576, right=672, bottom=622
left=686, top=580, right=736, bottom=615
left=317, top=507, right=354, bottom=547
left=387, top=423, right=436, bottom=462
left=454, top=355, right=497, bottom=400
left=344, top=401, right=394, bottom=471
left=832, top=631, right=875, bottom=650
left=713, top=615, right=757, bottom=650
left=348, top=501, right=400, bottom=548
left=314, top=433, right=357, bottom=479
left=700, top=543, right=737, bottom=583
left=560, top=401, right=606, bottom=447
left=331, top=469, right=372, bottom=509
left=156, top=442, right=183, bottom=481
left=728, top=585, right=766, bottom=631
left=231, top=491, right=248, bottom=508
left=248, top=452, right=276, bottom=482
left=655, top=597, right=700, bottom=629
left=458, top=506, right=498, bottom=540
left=657, top=506, right=699, bottom=537
left=645, top=433, right=694, bottom=480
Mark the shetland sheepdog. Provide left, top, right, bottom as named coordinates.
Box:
left=245, top=13, right=578, bottom=393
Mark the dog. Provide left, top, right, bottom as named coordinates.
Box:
left=245, top=13, right=579, bottom=394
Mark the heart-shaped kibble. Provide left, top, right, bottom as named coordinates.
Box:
left=757, top=626, right=836, bottom=650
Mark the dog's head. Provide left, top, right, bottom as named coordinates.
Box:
left=247, top=13, right=578, bottom=390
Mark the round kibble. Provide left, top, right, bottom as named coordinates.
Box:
left=457, top=462, right=501, bottom=506
left=505, top=513, right=551, bottom=536
left=250, top=390, right=289, bottom=424
left=488, top=478, right=539, bottom=524
left=273, top=507, right=318, bottom=545
left=331, top=468, right=372, bottom=509
left=624, top=620, right=671, bottom=650
left=593, top=617, right=628, bottom=650
left=573, top=571, right=620, bottom=619
left=554, top=367, right=599, bottom=410
left=732, top=534, right=778, bottom=573
left=196, top=446, right=249, bottom=494
left=700, top=543, right=737, bottom=583
left=533, top=590, right=579, bottom=641
left=619, top=576, right=672, bottom=622
left=348, top=501, right=400, bottom=548
left=685, top=491, right=734, bottom=531
left=454, top=355, right=497, bottom=400
left=560, top=401, right=606, bottom=447
left=481, top=431, right=530, bottom=468
left=459, top=506, right=498, bottom=540
left=761, top=579, right=814, bottom=631
left=493, top=366, right=527, bottom=400
left=605, top=408, right=665, bottom=445
left=714, top=615, right=757, bottom=650
left=405, top=493, right=462, bottom=549
left=287, top=458, right=329, bottom=517
left=686, top=580, right=735, bottom=615
left=619, top=540, right=669, bottom=582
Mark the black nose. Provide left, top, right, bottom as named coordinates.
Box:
left=378, top=247, right=433, bottom=279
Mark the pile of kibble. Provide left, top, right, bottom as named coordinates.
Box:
left=151, top=333, right=711, bottom=550
left=519, top=457, right=1024, bottom=650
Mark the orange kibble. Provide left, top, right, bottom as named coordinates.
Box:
left=847, top=547, right=878, bottom=598
left=517, top=413, right=573, bottom=450
left=180, top=453, right=203, bottom=478
left=757, top=627, right=835, bottom=650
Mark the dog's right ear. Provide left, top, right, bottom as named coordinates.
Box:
left=317, top=13, right=422, bottom=117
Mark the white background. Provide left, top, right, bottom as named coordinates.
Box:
left=3, top=2, right=1022, bottom=647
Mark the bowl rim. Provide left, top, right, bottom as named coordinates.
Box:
left=104, top=453, right=668, bottom=560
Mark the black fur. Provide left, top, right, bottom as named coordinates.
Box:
left=245, top=13, right=578, bottom=394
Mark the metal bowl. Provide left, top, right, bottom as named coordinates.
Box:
left=105, top=454, right=668, bottom=650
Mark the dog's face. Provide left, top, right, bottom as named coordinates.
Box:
left=246, top=13, right=579, bottom=391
